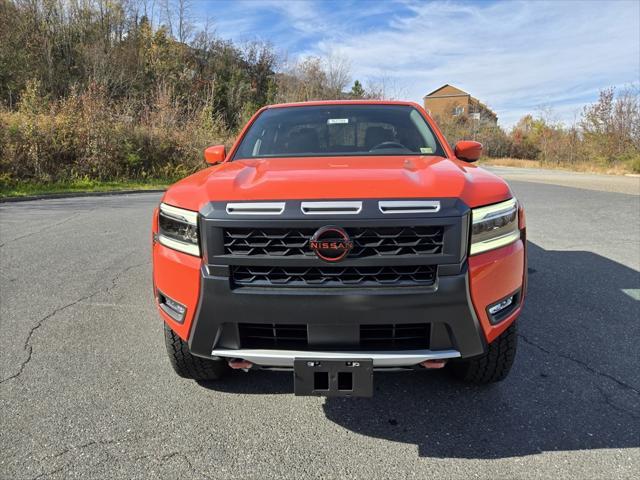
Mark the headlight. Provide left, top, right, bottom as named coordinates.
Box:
left=470, top=198, right=520, bottom=255
left=158, top=203, right=200, bottom=256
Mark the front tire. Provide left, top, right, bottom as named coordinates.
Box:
left=164, top=323, right=228, bottom=380
left=447, top=322, right=517, bottom=384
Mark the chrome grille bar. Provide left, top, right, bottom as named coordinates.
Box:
left=301, top=201, right=363, bottom=215
left=226, top=202, right=285, bottom=215
left=378, top=200, right=441, bottom=214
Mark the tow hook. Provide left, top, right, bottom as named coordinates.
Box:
left=420, top=360, right=447, bottom=369
left=228, top=359, right=253, bottom=372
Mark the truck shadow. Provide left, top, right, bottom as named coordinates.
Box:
left=321, top=241, right=640, bottom=458
left=200, top=241, right=640, bottom=458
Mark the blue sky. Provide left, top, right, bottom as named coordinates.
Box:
left=192, top=0, right=640, bottom=127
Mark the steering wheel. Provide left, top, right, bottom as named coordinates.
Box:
left=369, top=141, right=407, bottom=151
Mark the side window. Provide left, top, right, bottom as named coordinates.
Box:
left=250, top=128, right=267, bottom=156
left=453, top=105, right=464, bottom=116
left=409, top=109, right=438, bottom=152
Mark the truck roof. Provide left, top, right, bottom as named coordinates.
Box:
left=265, top=100, right=422, bottom=109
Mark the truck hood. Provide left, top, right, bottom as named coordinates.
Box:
left=162, top=156, right=513, bottom=211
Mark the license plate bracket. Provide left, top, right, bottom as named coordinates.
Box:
left=294, top=358, right=373, bottom=397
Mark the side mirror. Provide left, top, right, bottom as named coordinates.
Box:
left=454, top=141, right=482, bottom=162
left=204, top=145, right=226, bottom=165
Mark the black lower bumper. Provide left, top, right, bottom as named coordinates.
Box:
left=188, top=264, right=486, bottom=360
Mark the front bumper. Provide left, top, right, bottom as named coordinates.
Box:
left=185, top=264, right=487, bottom=365
left=210, top=348, right=461, bottom=368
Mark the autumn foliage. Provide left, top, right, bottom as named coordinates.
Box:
left=1, top=0, right=638, bottom=191
left=435, top=86, right=640, bottom=173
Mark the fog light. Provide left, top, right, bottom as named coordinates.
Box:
left=158, top=291, right=186, bottom=323
left=489, top=296, right=513, bottom=315
left=486, top=291, right=521, bottom=325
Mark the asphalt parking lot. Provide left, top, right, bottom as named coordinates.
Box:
left=1, top=171, right=639, bottom=479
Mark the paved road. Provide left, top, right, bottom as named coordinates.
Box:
left=1, top=175, right=639, bottom=479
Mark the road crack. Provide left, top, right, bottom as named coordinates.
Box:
left=0, top=212, right=83, bottom=248
left=0, top=260, right=149, bottom=384
left=31, top=464, right=66, bottom=480
left=594, top=384, right=640, bottom=420
left=30, top=437, right=128, bottom=480
left=159, top=451, right=213, bottom=479
left=50, top=437, right=124, bottom=460
left=518, top=333, right=640, bottom=395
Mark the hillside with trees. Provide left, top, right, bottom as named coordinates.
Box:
left=0, top=0, right=638, bottom=195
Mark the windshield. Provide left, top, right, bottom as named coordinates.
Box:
left=233, top=104, right=445, bottom=159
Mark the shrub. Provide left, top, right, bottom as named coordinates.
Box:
left=0, top=82, right=233, bottom=187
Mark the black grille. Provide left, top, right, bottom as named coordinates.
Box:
left=237, top=323, right=431, bottom=350
left=232, top=265, right=437, bottom=288
left=224, top=226, right=444, bottom=258
left=238, top=323, right=307, bottom=349
left=360, top=323, right=430, bottom=349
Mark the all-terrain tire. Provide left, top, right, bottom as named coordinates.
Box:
left=447, top=322, right=517, bottom=384
left=164, top=323, right=228, bottom=380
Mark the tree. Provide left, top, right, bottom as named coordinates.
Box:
left=581, top=86, right=640, bottom=166
left=349, top=80, right=365, bottom=99
left=323, top=52, right=351, bottom=97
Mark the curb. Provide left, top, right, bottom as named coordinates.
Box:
left=0, top=188, right=166, bottom=203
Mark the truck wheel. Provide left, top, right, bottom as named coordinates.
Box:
left=163, top=323, right=228, bottom=381
left=447, top=322, right=517, bottom=384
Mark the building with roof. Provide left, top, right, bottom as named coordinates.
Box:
left=423, top=84, right=497, bottom=124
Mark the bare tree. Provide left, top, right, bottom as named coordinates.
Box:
left=160, top=0, right=173, bottom=36
left=364, top=72, right=406, bottom=100
left=140, top=0, right=158, bottom=28
left=176, top=0, right=193, bottom=43
left=160, top=0, right=193, bottom=42
left=323, top=52, right=351, bottom=97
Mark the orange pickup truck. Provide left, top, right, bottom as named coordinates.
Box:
left=152, top=101, right=526, bottom=397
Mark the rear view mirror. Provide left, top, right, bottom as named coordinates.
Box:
left=454, top=141, right=482, bottom=162
left=204, top=145, right=226, bottom=165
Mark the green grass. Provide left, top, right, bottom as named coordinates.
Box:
left=0, top=178, right=171, bottom=198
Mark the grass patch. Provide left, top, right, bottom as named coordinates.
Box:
left=478, top=157, right=637, bottom=175
left=479, top=158, right=542, bottom=169
left=0, top=178, right=171, bottom=198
